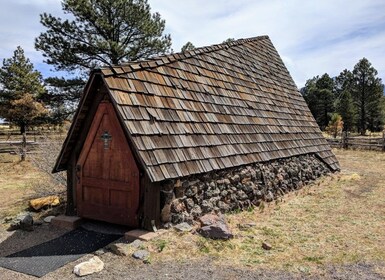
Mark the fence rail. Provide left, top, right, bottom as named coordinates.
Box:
left=326, top=132, right=385, bottom=151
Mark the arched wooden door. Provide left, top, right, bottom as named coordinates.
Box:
left=77, top=101, right=139, bottom=227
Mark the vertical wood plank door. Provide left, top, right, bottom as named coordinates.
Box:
left=77, top=101, right=139, bottom=227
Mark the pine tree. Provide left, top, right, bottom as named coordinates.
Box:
left=351, top=58, right=384, bottom=134
left=35, top=0, right=172, bottom=73
left=301, top=74, right=335, bottom=130
left=334, top=70, right=356, bottom=131
left=0, top=47, right=47, bottom=160
left=181, top=42, right=195, bottom=52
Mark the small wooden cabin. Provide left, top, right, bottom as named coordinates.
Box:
left=53, top=36, right=339, bottom=230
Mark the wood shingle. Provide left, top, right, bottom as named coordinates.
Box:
left=54, top=35, right=340, bottom=182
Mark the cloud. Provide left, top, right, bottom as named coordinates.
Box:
left=0, top=0, right=384, bottom=87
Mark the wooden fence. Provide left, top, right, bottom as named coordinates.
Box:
left=326, top=132, right=385, bottom=151
left=0, top=131, right=46, bottom=154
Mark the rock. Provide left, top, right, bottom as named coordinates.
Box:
left=171, top=213, right=184, bottom=224
left=174, top=222, right=193, bottom=232
left=223, top=179, right=231, bottom=185
left=132, top=250, right=150, bottom=260
left=201, top=200, right=214, bottom=213
left=236, top=190, right=248, bottom=200
left=185, top=198, right=195, bottom=211
left=8, top=212, right=33, bottom=231
left=220, top=190, right=228, bottom=197
left=265, top=191, right=274, bottom=202
left=199, top=214, right=233, bottom=240
left=130, top=239, right=144, bottom=249
left=29, top=195, right=60, bottom=211
left=218, top=201, right=230, bottom=212
left=262, top=242, right=272, bottom=250
left=190, top=205, right=202, bottom=218
left=171, top=199, right=185, bottom=213
left=161, top=203, right=171, bottom=223
left=109, top=242, right=131, bottom=256
left=174, top=186, right=186, bottom=198
left=73, top=256, right=104, bottom=276
left=185, top=186, right=198, bottom=197
left=216, top=179, right=224, bottom=185
left=230, top=175, right=240, bottom=184
left=43, top=216, right=56, bottom=223
left=94, top=249, right=106, bottom=256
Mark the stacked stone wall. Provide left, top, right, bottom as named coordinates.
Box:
left=160, top=154, right=331, bottom=225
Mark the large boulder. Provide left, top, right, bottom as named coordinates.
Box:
left=198, top=213, right=233, bottom=240
left=73, top=256, right=104, bottom=276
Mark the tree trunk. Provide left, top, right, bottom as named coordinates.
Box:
left=20, top=124, right=26, bottom=161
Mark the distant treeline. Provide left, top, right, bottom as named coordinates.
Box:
left=301, top=58, right=385, bottom=135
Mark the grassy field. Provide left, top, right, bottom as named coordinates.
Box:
left=0, top=148, right=384, bottom=276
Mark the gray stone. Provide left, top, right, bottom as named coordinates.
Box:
left=73, top=256, right=104, bottom=276
left=216, top=179, right=224, bottom=185
left=201, top=200, right=214, bottom=213
left=43, top=215, right=55, bottom=223
left=109, top=242, right=131, bottom=256
left=185, top=186, right=198, bottom=197
left=8, top=212, right=33, bottom=231
left=132, top=250, right=150, bottom=260
left=218, top=201, right=230, bottom=212
left=199, top=214, right=233, bottom=240
left=94, top=249, right=106, bottom=256
left=130, top=239, right=144, bottom=249
left=223, top=178, right=231, bottom=185
left=220, top=190, right=228, bottom=197
left=185, top=198, right=195, bottom=211
left=171, top=213, right=184, bottom=224
left=174, top=222, right=193, bottom=232
left=191, top=205, right=202, bottom=217
left=236, top=190, right=248, bottom=200
left=212, top=188, right=220, bottom=196
left=265, top=191, right=274, bottom=202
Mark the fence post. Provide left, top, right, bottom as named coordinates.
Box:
left=342, top=131, right=347, bottom=149
left=382, top=131, right=385, bottom=152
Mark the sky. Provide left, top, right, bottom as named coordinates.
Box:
left=0, top=0, right=384, bottom=88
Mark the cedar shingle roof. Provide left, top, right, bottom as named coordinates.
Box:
left=54, top=35, right=340, bottom=182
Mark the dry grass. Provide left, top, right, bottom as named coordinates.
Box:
left=0, top=153, right=62, bottom=219
left=147, top=149, right=385, bottom=273
left=1, top=145, right=384, bottom=273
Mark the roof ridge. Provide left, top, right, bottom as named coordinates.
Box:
left=101, top=35, right=270, bottom=74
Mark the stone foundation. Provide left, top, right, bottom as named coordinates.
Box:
left=160, top=154, right=332, bottom=225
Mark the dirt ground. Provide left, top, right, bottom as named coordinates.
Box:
left=1, top=149, right=385, bottom=279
